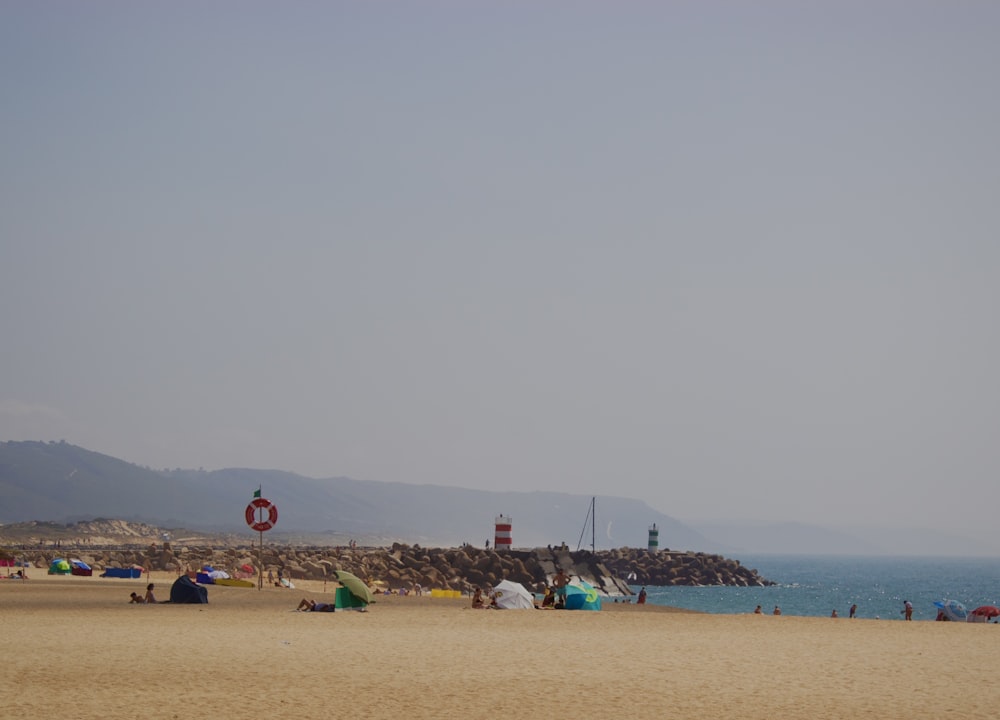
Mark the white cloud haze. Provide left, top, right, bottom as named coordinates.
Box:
left=2, top=2, right=998, bottom=550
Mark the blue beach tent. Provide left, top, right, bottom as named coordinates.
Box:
left=565, top=581, right=602, bottom=611
left=170, top=575, right=208, bottom=604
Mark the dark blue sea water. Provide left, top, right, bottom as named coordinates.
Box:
left=640, top=554, right=1000, bottom=620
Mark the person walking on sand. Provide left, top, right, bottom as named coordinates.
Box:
left=903, top=599, right=913, bottom=620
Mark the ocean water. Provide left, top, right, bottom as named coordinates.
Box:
left=639, top=554, right=1000, bottom=620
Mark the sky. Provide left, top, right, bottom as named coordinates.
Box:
left=2, top=2, right=999, bottom=547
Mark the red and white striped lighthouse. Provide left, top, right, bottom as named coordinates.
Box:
left=494, top=515, right=512, bottom=551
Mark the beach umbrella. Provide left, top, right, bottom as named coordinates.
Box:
left=48, top=559, right=71, bottom=575
left=933, top=599, right=968, bottom=622
left=334, top=570, right=375, bottom=604
left=491, top=579, right=534, bottom=609
left=969, top=605, right=999, bottom=620
left=564, top=581, right=602, bottom=611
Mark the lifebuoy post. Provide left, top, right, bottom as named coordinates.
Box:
left=246, top=488, right=278, bottom=590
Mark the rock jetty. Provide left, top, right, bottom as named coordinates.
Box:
left=17, top=541, right=773, bottom=594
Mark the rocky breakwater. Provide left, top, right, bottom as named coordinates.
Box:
left=31, top=542, right=772, bottom=594
left=599, top=547, right=774, bottom=587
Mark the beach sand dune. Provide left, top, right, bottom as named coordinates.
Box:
left=3, top=572, right=998, bottom=719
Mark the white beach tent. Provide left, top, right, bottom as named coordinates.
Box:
left=492, top=579, right=535, bottom=610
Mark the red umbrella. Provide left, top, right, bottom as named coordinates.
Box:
left=970, top=605, right=1000, bottom=619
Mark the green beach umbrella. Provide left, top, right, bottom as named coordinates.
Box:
left=334, top=570, right=375, bottom=604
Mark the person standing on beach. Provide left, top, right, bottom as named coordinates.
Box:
left=553, top=569, right=570, bottom=607
left=637, top=587, right=647, bottom=604
left=903, top=599, right=913, bottom=620
left=849, top=604, right=857, bottom=619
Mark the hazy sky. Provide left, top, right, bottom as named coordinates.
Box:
left=3, top=2, right=998, bottom=543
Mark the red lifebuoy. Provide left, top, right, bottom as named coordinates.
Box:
left=245, top=497, right=278, bottom=532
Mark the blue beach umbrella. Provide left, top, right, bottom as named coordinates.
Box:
left=564, top=581, right=602, bottom=611
left=933, top=599, right=968, bottom=621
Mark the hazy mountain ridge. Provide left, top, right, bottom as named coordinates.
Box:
left=0, top=441, right=711, bottom=550
left=2, top=441, right=989, bottom=556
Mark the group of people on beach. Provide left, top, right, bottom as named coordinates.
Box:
left=471, top=569, right=573, bottom=610
left=129, top=583, right=157, bottom=604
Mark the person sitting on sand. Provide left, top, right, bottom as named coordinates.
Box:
left=130, top=592, right=144, bottom=604
left=541, top=587, right=556, bottom=608
left=831, top=609, right=838, bottom=618
left=754, top=605, right=763, bottom=614
left=472, top=587, right=485, bottom=609
left=297, top=598, right=335, bottom=612
left=144, top=583, right=157, bottom=604
left=773, top=606, right=782, bottom=616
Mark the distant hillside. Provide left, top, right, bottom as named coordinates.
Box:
left=0, top=441, right=712, bottom=551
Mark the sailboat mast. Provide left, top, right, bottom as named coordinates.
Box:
left=576, top=496, right=597, bottom=552
left=591, top=496, right=595, bottom=553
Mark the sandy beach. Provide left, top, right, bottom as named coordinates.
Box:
left=2, top=571, right=998, bottom=720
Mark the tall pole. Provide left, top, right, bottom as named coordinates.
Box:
left=257, top=485, right=263, bottom=591
left=591, top=496, right=596, bottom=553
